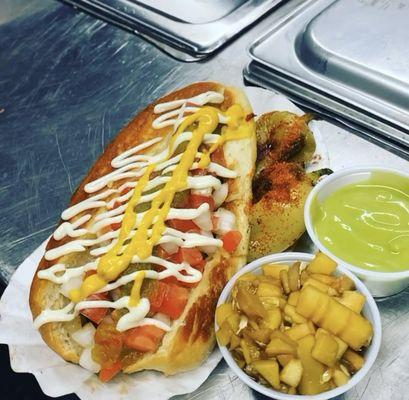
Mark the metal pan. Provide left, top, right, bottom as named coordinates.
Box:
left=61, top=0, right=286, bottom=61
left=246, top=0, right=409, bottom=153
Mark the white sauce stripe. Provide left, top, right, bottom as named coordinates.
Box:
left=33, top=297, right=153, bottom=333
left=152, top=106, right=198, bottom=129
left=133, top=318, right=171, bottom=332
left=153, top=91, right=224, bottom=114
left=45, top=203, right=213, bottom=260
left=38, top=261, right=97, bottom=284
left=61, top=189, right=117, bottom=220
left=33, top=302, right=75, bottom=329
left=53, top=214, right=91, bottom=241
left=111, top=137, right=162, bottom=168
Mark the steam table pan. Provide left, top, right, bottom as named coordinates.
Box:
left=61, top=0, right=286, bottom=61
left=245, top=0, right=409, bottom=158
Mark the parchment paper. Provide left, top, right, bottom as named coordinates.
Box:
left=0, top=87, right=330, bottom=399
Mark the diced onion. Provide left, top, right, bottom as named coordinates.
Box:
left=160, top=242, right=178, bottom=255
left=193, top=210, right=213, bottom=231
left=214, top=208, right=236, bottom=234
left=79, top=347, right=100, bottom=373
left=200, top=231, right=218, bottom=255
left=72, top=323, right=96, bottom=348
left=154, top=313, right=171, bottom=327
left=213, top=183, right=228, bottom=209
left=59, top=275, right=83, bottom=298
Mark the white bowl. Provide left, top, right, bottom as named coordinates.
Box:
left=216, top=252, right=382, bottom=400
left=304, top=166, right=409, bottom=297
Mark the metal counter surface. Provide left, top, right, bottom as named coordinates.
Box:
left=0, top=1, right=408, bottom=399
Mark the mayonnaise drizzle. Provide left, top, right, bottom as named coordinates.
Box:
left=35, top=90, right=235, bottom=333
left=33, top=296, right=157, bottom=333
left=133, top=318, right=171, bottom=332
left=53, top=214, right=91, bottom=241
left=83, top=132, right=221, bottom=194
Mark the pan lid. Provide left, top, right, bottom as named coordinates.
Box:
left=131, top=0, right=247, bottom=24
left=247, top=0, right=409, bottom=151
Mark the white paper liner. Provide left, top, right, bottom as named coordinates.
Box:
left=0, top=239, right=222, bottom=399
left=0, top=86, right=330, bottom=399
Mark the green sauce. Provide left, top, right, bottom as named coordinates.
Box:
left=311, top=172, right=409, bottom=272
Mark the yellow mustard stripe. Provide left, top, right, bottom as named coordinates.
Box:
left=129, top=271, right=145, bottom=307
left=131, top=106, right=219, bottom=260
left=98, top=163, right=156, bottom=282
left=70, top=164, right=156, bottom=302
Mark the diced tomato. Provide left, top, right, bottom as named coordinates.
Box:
left=156, top=246, right=174, bottom=260
left=148, top=281, right=168, bottom=311
left=81, top=308, right=108, bottom=325
left=110, top=222, right=122, bottom=231
left=188, top=194, right=215, bottom=211
left=112, top=200, right=122, bottom=209
left=168, top=219, right=200, bottom=233
left=148, top=282, right=189, bottom=320
left=221, top=230, right=242, bottom=253
left=170, top=247, right=203, bottom=267
left=210, top=146, right=226, bottom=166
left=141, top=325, right=166, bottom=341
left=120, top=186, right=132, bottom=195
left=212, top=215, right=219, bottom=230
left=125, top=335, right=156, bottom=353
left=193, top=259, right=206, bottom=272
left=190, top=168, right=207, bottom=176
left=124, top=325, right=165, bottom=353
left=84, top=269, right=96, bottom=279
left=81, top=293, right=110, bottom=325
left=99, top=361, right=122, bottom=382
left=160, top=284, right=189, bottom=320
left=161, top=276, right=179, bottom=286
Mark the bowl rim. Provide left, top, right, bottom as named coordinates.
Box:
left=216, top=252, right=382, bottom=400
left=304, top=166, right=409, bottom=280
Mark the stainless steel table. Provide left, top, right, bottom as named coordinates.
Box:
left=0, top=1, right=408, bottom=399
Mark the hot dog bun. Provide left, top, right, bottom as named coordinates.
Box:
left=29, top=82, right=256, bottom=375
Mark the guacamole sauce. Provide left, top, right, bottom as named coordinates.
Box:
left=311, top=172, right=409, bottom=272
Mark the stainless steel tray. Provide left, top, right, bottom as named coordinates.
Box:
left=246, top=0, right=409, bottom=154
left=61, top=0, right=286, bottom=61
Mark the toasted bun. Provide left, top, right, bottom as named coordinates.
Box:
left=29, top=82, right=256, bottom=374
